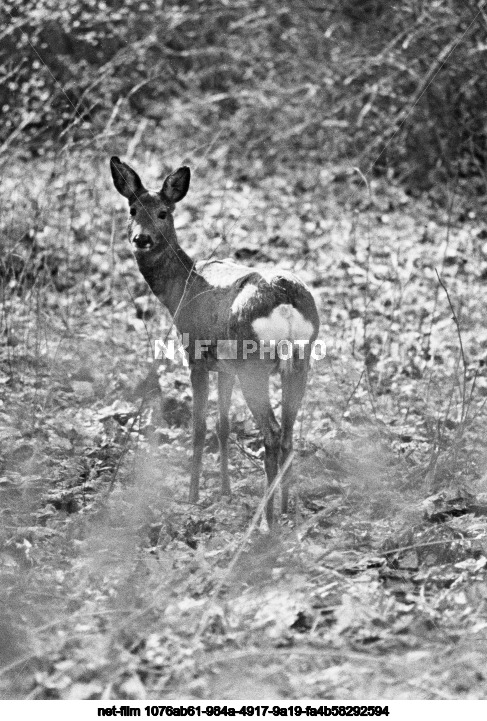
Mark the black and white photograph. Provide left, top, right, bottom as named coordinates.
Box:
left=1, top=0, right=487, bottom=706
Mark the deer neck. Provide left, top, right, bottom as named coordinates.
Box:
left=135, top=242, right=208, bottom=321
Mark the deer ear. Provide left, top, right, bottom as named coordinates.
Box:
left=161, top=166, right=190, bottom=204
left=110, top=156, right=144, bottom=199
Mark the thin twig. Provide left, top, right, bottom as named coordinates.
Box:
left=196, top=452, right=294, bottom=636
left=435, top=268, right=468, bottom=423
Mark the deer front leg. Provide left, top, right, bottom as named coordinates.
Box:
left=189, top=366, right=209, bottom=503
left=217, top=372, right=234, bottom=497
left=238, top=369, right=280, bottom=525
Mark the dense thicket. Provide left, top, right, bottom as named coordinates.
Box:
left=2, top=0, right=487, bottom=187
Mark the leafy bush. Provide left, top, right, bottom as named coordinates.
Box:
left=2, top=0, right=487, bottom=187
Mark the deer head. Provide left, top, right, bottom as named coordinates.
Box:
left=110, top=156, right=190, bottom=254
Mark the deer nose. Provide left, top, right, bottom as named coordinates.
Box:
left=133, top=234, right=153, bottom=249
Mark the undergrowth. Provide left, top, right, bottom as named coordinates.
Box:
left=1, top=147, right=487, bottom=699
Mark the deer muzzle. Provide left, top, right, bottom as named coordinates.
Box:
left=133, top=234, right=153, bottom=250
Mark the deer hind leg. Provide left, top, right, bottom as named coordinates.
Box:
left=280, top=359, right=309, bottom=515
left=238, top=368, right=280, bottom=525
left=189, top=366, right=209, bottom=503
left=217, top=371, right=234, bottom=497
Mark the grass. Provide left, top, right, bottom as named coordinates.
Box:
left=1, top=145, right=487, bottom=699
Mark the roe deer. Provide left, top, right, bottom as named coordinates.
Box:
left=110, top=156, right=319, bottom=524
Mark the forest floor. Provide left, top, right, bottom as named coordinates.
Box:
left=1, top=150, right=487, bottom=699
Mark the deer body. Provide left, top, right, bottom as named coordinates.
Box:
left=110, top=157, right=319, bottom=524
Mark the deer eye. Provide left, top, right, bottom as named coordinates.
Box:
left=158, top=210, right=167, bottom=220
left=129, top=207, right=136, bottom=216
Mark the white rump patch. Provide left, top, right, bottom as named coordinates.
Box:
left=231, top=284, right=259, bottom=315
left=252, top=304, right=314, bottom=344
